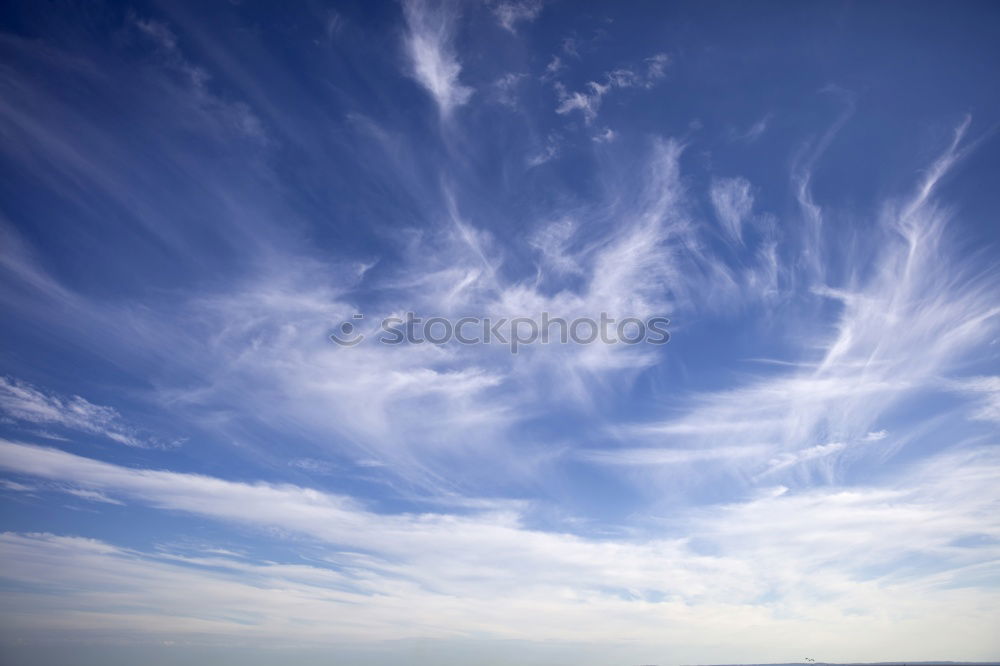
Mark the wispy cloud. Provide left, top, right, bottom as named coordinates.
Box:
left=709, top=176, right=754, bottom=243
left=756, top=441, right=846, bottom=478
left=554, top=80, right=608, bottom=124
left=948, top=376, right=1000, bottom=423
left=791, top=88, right=856, bottom=281
left=644, top=53, right=670, bottom=83
left=492, top=72, right=525, bottom=107
left=592, top=126, right=616, bottom=143
left=528, top=218, right=581, bottom=274
left=579, top=444, right=769, bottom=465
left=63, top=487, right=124, bottom=505
left=541, top=54, right=563, bottom=80
left=0, top=377, right=152, bottom=448
left=526, top=133, right=560, bottom=166
left=401, top=0, right=473, bottom=116
left=2, top=3, right=999, bottom=660
left=132, top=16, right=266, bottom=140
left=587, top=118, right=999, bottom=486
left=554, top=53, right=669, bottom=124
left=1, top=439, right=998, bottom=656
left=728, top=113, right=772, bottom=142
left=491, top=0, right=544, bottom=33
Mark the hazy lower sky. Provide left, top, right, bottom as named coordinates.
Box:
left=1, top=1, right=999, bottom=665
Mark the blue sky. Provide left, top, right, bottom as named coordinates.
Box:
left=1, top=1, right=999, bottom=664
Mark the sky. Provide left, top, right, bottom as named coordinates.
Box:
left=1, top=1, right=999, bottom=664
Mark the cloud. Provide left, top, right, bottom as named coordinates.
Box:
left=401, top=0, right=473, bottom=116
left=63, top=487, right=124, bottom=505
left=288, top=457, right=337, bottom=474
left=526, top=134, right=560, bottom=166
left=553, top=53, right=669, bottom=124
left=579, top=444, right=769, bottom=465
left=492, top=72, right=525, bottom=107
left=491, top=0, right=544, bottom=33
left=588, top=118, right=999, bottom=485
left=709, top=176, right=754, bottom=243
left=528, top=218, right=581, bottom=274
left=948, top=376, right=1000, bottom=423
left=791, top=88, right=856, bottom=281
left=0, top=33, right=273, bottom=275
left=0, top=133, right=721, bottom=488
left=2, top=102, right=992, bottom=505
left=554, top=80, right=609, bottom=124
left=541, top=54, right=563, bottom=80
left=133, top=16, right=266, bottom=140
left=644, top=53, right=670, bottom=84
left=0, top=479, right=35, bottom=492
left=322, top=10, right=344, bottom=42
left=592, top=127, right=616, bottom=143
left=728, top=114, right=772, bottom=142
left=0, top=439, right=998, bottom=658
left=0, top=377, right=151, bottom=448
left=757, top=441, right=847, bottom=477
left=2, top=7, right=999, bottom=660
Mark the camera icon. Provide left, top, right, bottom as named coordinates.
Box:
left=329, top=314, right=365, bottom=346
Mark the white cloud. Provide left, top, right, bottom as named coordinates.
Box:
left=3, top=12, right=998, bottom=658
left=757, top=441, right=847, bottom=477
left=288, top=457, right=336, bottom=474
left=63, top=487, right=124, bottom=505
left=644, top=53, right=670, bottom=84
left=728, top=113, right=772, bottom=142
left=133, top=17, right=266, bottom=140
left=526, top=134, right=560, bottom=166
left=553, top=53, right=669, bottom=124
left=0, top=479, right=35, bottom=492
left=491, top=0, right=543, bottom=33
left=554, top=80, right=609, bottom=124
left=709, top=176, right=754, bottom=243
left=791, top=88, right=856, bottom=282
left=322, top=10, right=344, bottom=42
left=600, top=120, right=996, bottom=488
left=165, top=138, right=697, bottom=443
left=0, top=377, right=151, bottom=448
left=402, top=0, right=473, bottom=116
left=592, top=127, right=616, bottom=143
left=492, top=72, right=525, bottom=107
left=948, top=376, right=1000, bottom=423
left=579, top=444, right=769, bottom=465
left=0, top=439, right=998, bottom=659
left=4, top=109, right=994, bottom=513
left=541, top=54, right=563, bottom=80
left=528, top=218, right=580, bottom=274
